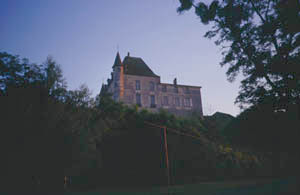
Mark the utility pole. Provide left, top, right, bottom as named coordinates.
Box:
left=144, top=121, right=207, bottom=194
left=163, top=126, right=170, bottom=186
left=144, top=122, right=171, bottom=188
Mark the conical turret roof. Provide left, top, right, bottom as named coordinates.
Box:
left=113, top=52, right=122, bottom=68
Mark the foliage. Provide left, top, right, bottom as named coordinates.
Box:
left=0, top=51, right=276, bottom=191
left=222, top=102, right=299, bottom=177
left=0, top=52, right=44, bottom=93
left=224, top=102, right=298, bottom=151
left=96, top=95, right=268, bottom=184
left=44, top=56, right=67, bottom=100
left=66, top=84, right=94, bottom=108
left=216, top=144, right=264, bottom=177
left=95, top=92, right=209, bottom=138
left=177, top=0, right=300, bottom=111
left=0, top=52, right=98, bottom=192
left=203, top=112, right=235, bottom=141
left=177, top=0, right=300, bottom=179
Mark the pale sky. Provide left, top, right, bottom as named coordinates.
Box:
left=1, top=0, right=243, bottom=116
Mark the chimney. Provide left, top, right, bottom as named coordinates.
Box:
left=127, top=52, right=130, bottom=57
left=173, top=78, right=177, bottom=85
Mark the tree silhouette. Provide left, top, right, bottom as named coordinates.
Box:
left=177, top=0, right=300, bottom=113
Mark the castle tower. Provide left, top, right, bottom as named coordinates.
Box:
left=112, top=52, right=124, bottom=101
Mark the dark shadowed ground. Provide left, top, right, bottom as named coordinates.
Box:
left=65, top=177, right=298, bottom=195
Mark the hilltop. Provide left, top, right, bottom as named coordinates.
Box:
left=204, top=112, right=235, bottom=134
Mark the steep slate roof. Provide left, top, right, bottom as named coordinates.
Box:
left=123, top=56, right=159, bottom=77
left=112, top=52, right=122, bottom=68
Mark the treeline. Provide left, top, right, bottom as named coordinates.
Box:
left=0, top=51, right=296, bottom=192
left=223, top=100, right=299, bottom=177
left=0, top=52, right=97, bottom=192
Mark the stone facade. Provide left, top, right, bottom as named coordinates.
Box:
left=101, top=52, right=203, bottom=117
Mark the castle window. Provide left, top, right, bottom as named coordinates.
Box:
left=175, top=97, right=180, bottom=106
left=136, top=93, right=141, bottom=106
left=163, top=96, right=169, bottom=106
left=162, top=85, right=167, bottom=92
left=136, top=80, right=141, bottom=90
left=184, top=98, right=191, bottom=107
left=150, top=81, right=155, bottom=91
left=150, top=95, right=156, bottom=108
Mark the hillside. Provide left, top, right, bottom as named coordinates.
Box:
left=66, top=96, right=270, bottom=190
left=0, top=52, right=272, bottom=192
left=204, top=112, right=235, bottom=134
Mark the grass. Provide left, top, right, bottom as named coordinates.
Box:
left=65, top=177, right=297, bottom=195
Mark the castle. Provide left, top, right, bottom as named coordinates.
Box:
left=100, top=52, right=203, bottom=117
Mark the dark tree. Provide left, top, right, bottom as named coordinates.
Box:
left=0, top=52, right=72, bottom=192
left=177, top=0, right=300, bottom=112
left=0, top=52, right=44, bottom=94
left=44, top=56, right=67, bottom=101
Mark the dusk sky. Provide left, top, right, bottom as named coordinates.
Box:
left=1, top=0, right=243, bottom=116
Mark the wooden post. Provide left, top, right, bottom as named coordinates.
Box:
left=144, top=122, right=171, bottom=189
left=163, top=126, right=170, bottom=186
